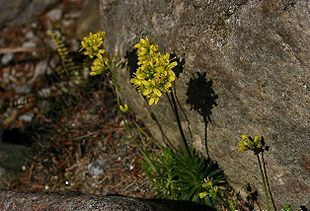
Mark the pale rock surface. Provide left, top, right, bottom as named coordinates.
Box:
left=99, top=0, right=310, bottom=208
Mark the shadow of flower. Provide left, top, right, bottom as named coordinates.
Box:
left=186, top=72, right=218, bottom=123
left=186, top=72, right=218, bottom=157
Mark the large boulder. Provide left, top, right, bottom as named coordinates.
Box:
left=99, top=0, right=310, bottom=208
left=0, top=191, right=210, bottom=211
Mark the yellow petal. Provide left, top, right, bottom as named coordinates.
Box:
left=169, top=61, right=177, bottom=68
left=168, top=73, right=176, bottom=81
left=199, top=192, right=208, bottom=199
left=254, top=135, right=261, bottom=145
left=142, top=80, right=151, bottom=86
left=240, top=134, right=249, bottom=142
left=164, top=82, right=172, bottom=89
left=130, top=78, right=141, bottom=85
left=155, top=66, right=165, bottom=73
left=119, top=104, right=129, bottom=112
left=148, top=98, right=155, bottom=105
left=143, top=88, right=152, bottom=96
left=153, top=89, right=162, bottom=97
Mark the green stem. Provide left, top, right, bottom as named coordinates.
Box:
left=261, top=152, right=277, bottom=211
left=144, top=101, right=174, bottom=149
left=257, top=154, right=270, bottom=211
left=132, top=121, right=147, bottom=148
left=173, top=86, right=193, bottom=141
left=168, top=90, right=190, bottom=156
left=109, top=61, right=121, bottom=108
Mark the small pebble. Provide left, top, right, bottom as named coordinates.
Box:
left=30, top=60, right=48, bottom=83
left=31, top=22, right=38, bottom=28
left=25, top=31, right=35, bottom=39
left=88, top=161, right=105, bottom=177
left=22, top=41, right=36, bottom=48
left=119, top=120, right=126, bottom=127
left=63, top=20, right=74, bottom=27
left=19, top=113, right=34, bottom=122
left=1, top=53, right=14, bottom=65
left=128, top=164, right=134, bottom=171
left=46, top=8, right=62, bottom=21
left=65, top=11, right=81, bottom=19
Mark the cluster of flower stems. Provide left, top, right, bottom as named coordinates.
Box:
left=238, top=134, right=277, bottom=210
left=81, top=32, right=190, bottom=154
left=81, top=31, right=281, bottom=209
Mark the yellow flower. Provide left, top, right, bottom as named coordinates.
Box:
left=199, top=192, right=208, bottom=199
left=199, top=177, right=219, bottom=199
left=81, top=31, right=106, bottom=58
left=253, top=135, right=262, bottom=148
left=134, top=38, right=159, bottom=65
left=90, top=54, right=110, bottom=76
left=202, top=177, right=213, bottom=188
left=240, top=134, right=250, bottom=142
left=81, top=31, right=111, bottom=76
left=238, top=140, right=248, bottom=152
left=119, top=104, right=129, bottom=112
left=238, top=134, right=263, bottom=153
left=131, top=38, right=177, bottom=105
left=148, top=96, right=159, bottom=105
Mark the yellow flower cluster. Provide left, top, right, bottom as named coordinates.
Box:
left=119, top=104, right=129, bottom=113
left=81, top=31, right=105, bottom=58
left=238, top=134, right=263, bottom=153
left=130, top=38, right=177, bottom=105
left=81, top=31, right=110, bottom=76
left=198, top=177, right=219, bottom=199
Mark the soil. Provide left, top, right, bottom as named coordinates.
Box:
left=0, top=0, right=154, bottom=198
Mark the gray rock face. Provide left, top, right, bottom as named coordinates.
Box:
left=99, top=0, right=310, bottom=208
left=0, top=0, right=60, bottom=28
left=76, top=0, right=101, bottom=39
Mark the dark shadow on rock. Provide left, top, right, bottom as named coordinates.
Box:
left=186, top=72, right=218, bottom=122
left=146, top=198, right=216, bottom=211
left=125, top=50, right=185, bottom=79
left=171, top=53, right=185, bottom=79
left=186, top=72, right=218, bottom=157
left=107, top=193, right=215, bottom=211
left=245, top=183, right=260, bottom=210
left=125, top=48, right=138, bottom=78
